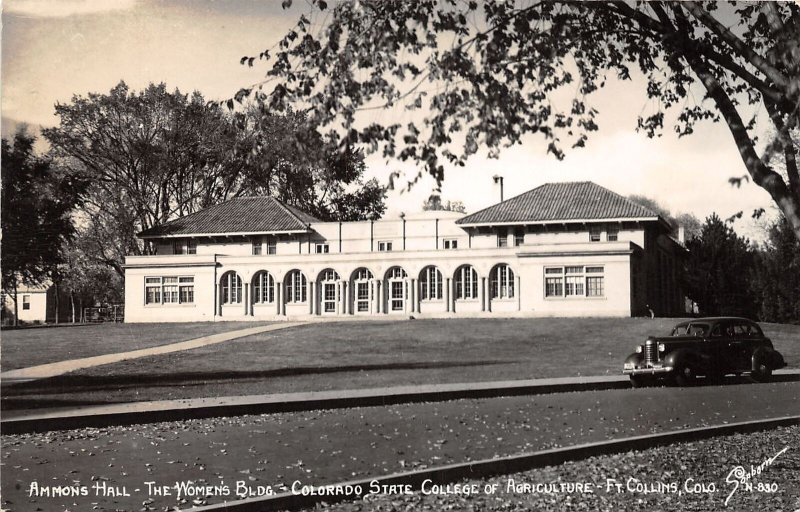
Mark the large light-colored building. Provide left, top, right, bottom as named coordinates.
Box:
left=124, top=181, right=685, bottom=322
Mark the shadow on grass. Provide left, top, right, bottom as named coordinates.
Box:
left=1, top=359, right=513, bottom=396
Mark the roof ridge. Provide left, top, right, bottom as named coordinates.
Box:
left=458, top=182, right=549, bottom=222
left=271, top=196, right=312, bottom=227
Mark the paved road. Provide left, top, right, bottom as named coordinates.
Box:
left=2, top=381, right=798, bottom=511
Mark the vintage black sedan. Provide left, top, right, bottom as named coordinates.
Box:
left=623, top=317, right=786, bottom=387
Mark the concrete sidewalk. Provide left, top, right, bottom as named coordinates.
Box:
left=0, top=322, right=303, bottom=382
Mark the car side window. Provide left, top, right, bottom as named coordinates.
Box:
left=709, top=324, right=723, bottom=338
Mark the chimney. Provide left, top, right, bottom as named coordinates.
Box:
left=492, top=175, right=504, bottom=202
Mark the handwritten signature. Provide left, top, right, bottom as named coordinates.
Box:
left=724, top=446, right=789, bottom=507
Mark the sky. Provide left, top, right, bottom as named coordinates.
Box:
left=1, top=0, right=780, bottom=240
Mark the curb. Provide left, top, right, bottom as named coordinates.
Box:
left=190, top=415, right=800, bottom=511
left=1, top=377, right=628, bottom=434
left=3, top=371, right=799, bottom=435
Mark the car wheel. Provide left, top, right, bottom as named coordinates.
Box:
left=674, top=364, right=696, bottom=387
left=751, top=363, right=772, bottom=383
left=630, top=376, right=647, bottom=388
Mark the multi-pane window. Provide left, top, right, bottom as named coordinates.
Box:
left=220, top=272, right=242, bottom=304
left=491, top=264, right=515, bottom=299
left=146, top=276, right=194, bottom=304
left=319, top=269, right=339, bottom=314
left=586, top=266, right=605, bottom=296
left=544, top=268, right=564, bottom=297
left=173, top=240, right=197, bottom=255
left=455, top=265, right=478, bottom=299
left=267, top=238, right=277, bottom=255
left=420, top=266, right=443, bottom=300
left=22, top=295, right=31, bottom=310
left=179, top=277, right=194, bottom=303
left=565, top=266, right=584, bottom=296
left=252, top=238, right=262, bottom=255
left=163, top=277, right=179, bottom=303
left=589, top=227, right=602, bottom=242
left=315, top=243, right=330, bottom=254
left=544, top=266, right=604, bottom=298
left=514, top=230, right=525, bottom=247
left=497, top=230, right=508, bottom=247
left=286, top=270, right=307, bottom=303
left=606, top=227, right=619, bottom=242
left=252, top=271, right=275, bottom=303
left=443, top=239, right=458, bottom=250
left=378, top=241, right=393, bottom=252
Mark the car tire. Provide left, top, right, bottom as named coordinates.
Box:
left=751, top=362, right=772, bottom=383
left=630, top=376, right=647, bottom=388
left=674, top=363, right=696, bottom=387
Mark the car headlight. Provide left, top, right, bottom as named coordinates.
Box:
left=635, top=346, right=642, bottom=354
left=658, top=343, right=666, bottom=352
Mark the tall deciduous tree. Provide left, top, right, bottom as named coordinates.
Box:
left=1, top=130, right=85, bottom=324
left=44, top=82, right=386, bottom=276
left=243, top=1, right=800, bottom=240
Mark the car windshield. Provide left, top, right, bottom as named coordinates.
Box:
left=671, top=323, right=709, bottom=336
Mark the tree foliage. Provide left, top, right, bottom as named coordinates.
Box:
left=751, top=216, right=800, bottom=323
left=1, top=130, right=85, bottom=323
left=685, top=214, right=756, bottom=317
left=44, top=82, right=386, bottom=276
left=244, top=0, right=800, bottom=240
left=628, top=194, right=702, bottom=241
left=422, top=195, right=467, bottom=213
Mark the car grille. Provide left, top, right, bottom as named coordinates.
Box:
left=644, top=340, right=657, bottom=364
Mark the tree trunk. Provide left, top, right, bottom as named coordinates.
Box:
left=12, top=279, right=18, bottom=327
left=54, top=281, right=60, bottom=325
left=70, top=291, right=76, bottom=323
left=691, top=58, right=800, bottom=241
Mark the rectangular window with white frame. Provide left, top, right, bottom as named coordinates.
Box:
left=443, top=239, right=458, bottom=250
left=606, top=226, right=619, bottom=242
left=145, top=276, right=194, bottom=305
left=544, top=266, right=604, bottom=298
left=267, top=238, right=277, bottom=255
left=252, top=237, right=262, bottom=255
left=589, top=227, right=602, bottom=242
left=22, top=295, right=31, bottom=310
left=378, top=241, right=393, bottom=252
left=315, top=243, right=330, bottom=254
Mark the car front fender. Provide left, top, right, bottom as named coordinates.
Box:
left=663, top=348, right=704, bottom=371
left=752, top=347, right=786, bottom=371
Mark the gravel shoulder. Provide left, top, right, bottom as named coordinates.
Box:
left=323, top=425, right=800, bottom=512
left=2, top=382, right=798, bottom=511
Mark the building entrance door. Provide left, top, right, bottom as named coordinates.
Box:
left=322, top=282, right=337, bottom=313
left=390, top=281, right=404, bottom=311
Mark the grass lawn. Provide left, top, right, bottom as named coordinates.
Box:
left=4, top=317, right=797, bottom=410
left=0, top=322, right=271, bottom=371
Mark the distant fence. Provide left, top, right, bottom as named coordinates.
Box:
left=82, top=305, right=125, bottom=323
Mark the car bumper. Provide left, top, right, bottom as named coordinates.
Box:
left=623, top=365, right=673, bottom=376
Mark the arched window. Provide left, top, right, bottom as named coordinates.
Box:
left=221, top=271, right=242, bottom=304
left=420, top=266, right=443, bottom=300
left=286, top=270, right=307, bottom=303
left=454, top=265, right=478, bottom=299
left=491, top=264, right=515, bottom=299
left=252, top=271, right=275, bottom=303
